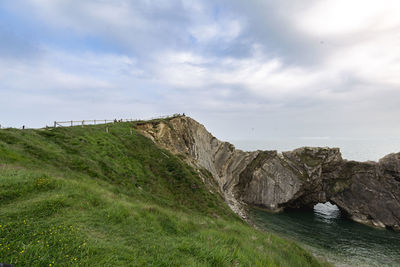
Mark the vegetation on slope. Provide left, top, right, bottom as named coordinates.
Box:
left=0, top=121, right=330, bottom=266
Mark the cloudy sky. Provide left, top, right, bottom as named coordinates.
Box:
left=1, top=0, right=400, bottom=144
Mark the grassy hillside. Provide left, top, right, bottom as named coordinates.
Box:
left=0, top=120, right=330, bottom=266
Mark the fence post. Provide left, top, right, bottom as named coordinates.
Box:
left=94, top=120, right=96, bottom=125
left=106, top=127, right=109, bottom=133
left=54, top=121, right=56, bottom=128
left=130, top=129, right=133, bottom=135
left=82, top=120, right=84, bottom=128
left=70, top=120, right=73, bottom=127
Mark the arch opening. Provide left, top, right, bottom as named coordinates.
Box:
left=313, top=202, right=341, bottom=221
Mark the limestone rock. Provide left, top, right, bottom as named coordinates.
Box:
left=136, top=116, right=400, bottom=230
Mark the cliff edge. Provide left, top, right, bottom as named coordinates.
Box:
left=136, top=116, right=400, bottom=230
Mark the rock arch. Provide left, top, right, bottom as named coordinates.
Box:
left=235, top=147, right=400, bottom=229
left=137, top=116, right=400, bottom=230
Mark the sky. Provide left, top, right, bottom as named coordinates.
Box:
left=1, top=0, right=400, bottom=145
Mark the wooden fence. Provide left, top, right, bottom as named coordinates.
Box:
left=54, top=119, right=131, bottom=128
left=0, top=114, right=184, bottom=130
left=53, top=114, right=183, bottom=128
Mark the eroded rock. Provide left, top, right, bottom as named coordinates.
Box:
left=136, top=116, right=400, bottom=230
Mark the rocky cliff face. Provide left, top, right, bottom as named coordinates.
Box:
left=136, top=116, right=400, bottom=230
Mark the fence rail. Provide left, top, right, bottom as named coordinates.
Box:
left=0, top=114, right=184, bottom=130
left=54, top=119, right=130, bottom=127
left=53, top=113, right=183, bottom=128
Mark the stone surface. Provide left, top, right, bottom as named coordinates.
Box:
left=136, top=116, right=400, bottom=230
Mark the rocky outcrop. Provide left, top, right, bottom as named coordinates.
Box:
left=331, top=155, right=400, bottom=229
left=136, top=116, right=400, bottom=230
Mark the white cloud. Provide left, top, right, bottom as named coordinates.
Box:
left=295, top=0, right=400, bottom=36
left=189, top=19, right=242, bottom=43
left=152, top=48, right=335, bottom=101
left=325, top=35, right=400, bottom=87
left=0, top=48, right=145, bottom=92
left=291, top=0, right=400, bottom=90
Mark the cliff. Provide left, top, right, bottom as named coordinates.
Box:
left=136, top=116, right=400, bottom=230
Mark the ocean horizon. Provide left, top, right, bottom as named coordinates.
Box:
left=230, top=137, right=400, bottom=162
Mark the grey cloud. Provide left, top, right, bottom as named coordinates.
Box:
left=215, top=0, right=324, bottom=65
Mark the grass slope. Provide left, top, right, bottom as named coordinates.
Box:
left=0, top=121, right=330, bottom=266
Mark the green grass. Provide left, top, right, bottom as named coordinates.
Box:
left=0, top=122, right=331, bottom=266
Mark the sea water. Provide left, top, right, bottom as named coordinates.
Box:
left=231, top=138, right=400, bottom=266
left=250, top=204, right=400, bottom=266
